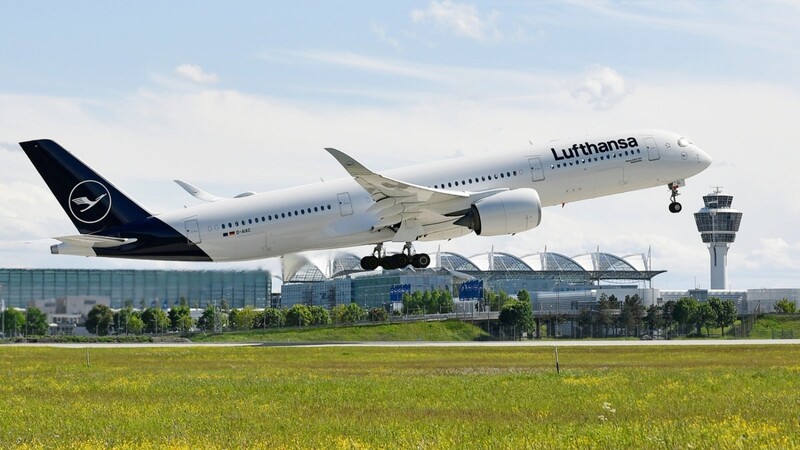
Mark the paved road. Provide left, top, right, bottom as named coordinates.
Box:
left=4, top=339, right=800, bottom=348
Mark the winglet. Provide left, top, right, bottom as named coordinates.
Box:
left=325, top=148, right=373, bottom=177
left=174, top=180, right=224, bottom=202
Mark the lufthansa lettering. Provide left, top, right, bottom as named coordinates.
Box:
left=550, top=137, right=639, bottom=161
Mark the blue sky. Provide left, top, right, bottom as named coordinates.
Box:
left=2, top=1, right=799, bottom=290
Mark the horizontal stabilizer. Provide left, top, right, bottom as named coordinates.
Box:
left=51, top=234, right=138, bottom=256
left=55, top=235, right=138, bottom=248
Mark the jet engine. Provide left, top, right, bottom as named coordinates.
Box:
left=454, top=188, right=542, bottom=236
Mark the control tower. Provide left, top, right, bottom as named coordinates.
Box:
left=693, top=188, right=743, bottom=289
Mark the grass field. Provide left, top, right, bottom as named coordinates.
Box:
left=190, top=319, right=489, bottom=342
left=1, top=344, right=799, bottom=449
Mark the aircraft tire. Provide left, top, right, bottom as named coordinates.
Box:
left=669, top=202, right=682, bottom=214
left=361, top=255, right=380, bottom=271
left=412, top=253, right=431, bottom=268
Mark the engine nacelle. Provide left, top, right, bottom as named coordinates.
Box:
left=455, top=188, right=542, bottom=236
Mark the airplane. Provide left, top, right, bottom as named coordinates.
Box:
left=19, top=129, right=711, bottom=270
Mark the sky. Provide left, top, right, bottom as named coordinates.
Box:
left=1, top=1, right=799, bottom=292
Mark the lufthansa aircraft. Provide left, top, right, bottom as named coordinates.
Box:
left=20, top=129, right=711, bottom=270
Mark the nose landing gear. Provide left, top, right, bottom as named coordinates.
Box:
left=668, top=180, right=684, bottom=213
left=359, top=242, right=431, bottom=271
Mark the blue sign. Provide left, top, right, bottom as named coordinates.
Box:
left=459, top=280, right=483, bottom=300
left=389, top=284, right=412, bottom=303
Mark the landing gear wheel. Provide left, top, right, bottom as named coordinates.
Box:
left=412, top=253, right=431, bottom=268
left=360, top=255, right=380, bottom=271
left=667, top=181, right=684, bottom=214
left=669, top=202, right=682, bottom=214
left=381, top=254, right=408, bottom=270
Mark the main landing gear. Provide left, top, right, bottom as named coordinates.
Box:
left=668, top=181, right=683, bottom=214
left=360, top=242, right=431, bottom=271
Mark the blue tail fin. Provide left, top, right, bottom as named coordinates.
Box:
left=20, top=139, right=151, bottom=234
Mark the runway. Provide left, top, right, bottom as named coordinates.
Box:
left=5, top=339, right=800, bottom=348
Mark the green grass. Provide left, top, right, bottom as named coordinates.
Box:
left=1, top=344, right=800, bottom=448
left=190, top=319, right=489, bottom=342
left=749, top=314, right=800, bottom=338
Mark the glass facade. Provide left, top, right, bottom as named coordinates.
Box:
left=0, top=268, right=271, bottom=309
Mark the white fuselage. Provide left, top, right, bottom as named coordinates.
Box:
left=156, top=129, right=711, bottom=261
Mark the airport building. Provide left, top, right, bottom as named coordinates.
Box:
left=280, top=249, right=664, bottom=311
left=0, top=268, right=272, bottom=311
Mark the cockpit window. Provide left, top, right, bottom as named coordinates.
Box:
left=677, top=137, right=691, bottom=147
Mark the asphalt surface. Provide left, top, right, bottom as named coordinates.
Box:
left=4, top=339, right=800, bottom=348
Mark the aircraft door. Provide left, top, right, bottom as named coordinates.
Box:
left=184, top=219, right=201, bottom=244
left=644, top=137, right=660, bottom=161
left=528, top=157, right=545, bottom=182
left=337, top=192, right=353, bottom=216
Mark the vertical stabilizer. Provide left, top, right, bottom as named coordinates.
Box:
left=19, top=139, right=151, bottom=234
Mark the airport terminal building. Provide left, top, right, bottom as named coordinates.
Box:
left=0, top=268, right=272, bottom=310
left=280, top=250, right=664, bottom=310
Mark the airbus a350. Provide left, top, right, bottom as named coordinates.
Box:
left=20, top=129, right=711, bottom=270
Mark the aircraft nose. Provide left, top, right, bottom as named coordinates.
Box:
left=696, top=146, right=712, bottom=169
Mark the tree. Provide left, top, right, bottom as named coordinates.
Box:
left=662, top=300, right=676, bottom=338
left=2, top=308, right=25, bottom=337
left=86, top=304, right=114, bottom=336
left=499, top=299, right=534, bottom=338
left=229, top=306, right=257, bottom=330
left=673, top=297, right=699, bottom=336
left=197, top=305, right=218, bottom=332
left=25, top=307, right=49, bottom=336
left=113, top=307, right=136, bottom=335
left=644, top=304, right=663, bottom=336
left=620, top=294, right=645, bottom=336
left=483, top=290, right=511, bottom=312
left=709, top=297, right=738, bottom=336
left=285, top=304, right=313, bottom=327
left=309, top=306, right=330, bottom=325
left=597, top=293, right=617, bottom=336
left=696, top=302, right=716, bottom=337
left=127, top=313, right=144, bottom=335
left=342, top=303, right=365, bottom=323
left=168, top=305, right=193, bottom=332
left=368, top=307, right=388, bottom=322
left=774, top=298, right=797, bottom=314
left=259, top=308, right=286, bottom=328
left=141, top=308, right=169, bottom=334
left=517, top=290, right=531, bottom=303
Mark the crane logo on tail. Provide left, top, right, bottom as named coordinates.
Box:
left=68, top=180, right=112, bottom=224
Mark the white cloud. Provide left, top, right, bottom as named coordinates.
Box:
left=370, top=21, right=401, bottom=50
left=175, top=64, right=219, bottom=84
left=572, top=65, right=632, bottom=110
left=411, top=0, right=501, bottom=42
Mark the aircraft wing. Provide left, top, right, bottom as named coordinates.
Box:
left=326, top=147, right=473, bottom=241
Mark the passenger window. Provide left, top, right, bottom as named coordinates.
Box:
left=314, top=207, right=318, bottom=212
left=235, top=221, right=239, bottom=226
left=255, top=218, right=259, bottom=223
left=248, top=219, right=252, bottom=224
left=262, top=216, right=266, bottom=221
left=221, top=224, right=226, bottom=229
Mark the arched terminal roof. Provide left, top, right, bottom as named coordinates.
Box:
left=470, top=252, right=533, bottom=271
left=331, top=253, right=363, bottom=278
left=572, top=252, right=637, bottom=272
left=521, top=252, right=585, bottom=272
left=438, top=252, right=481, bottom=272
